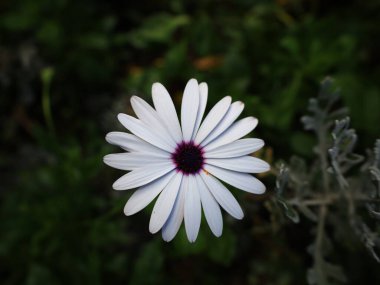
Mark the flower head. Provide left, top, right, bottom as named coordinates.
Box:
left=104, top=79, right=269, bottom=242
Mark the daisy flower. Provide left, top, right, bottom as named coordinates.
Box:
left=104, top=78, right=269, bottom=242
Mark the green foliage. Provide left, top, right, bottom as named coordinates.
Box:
left=130, top=240, right=164, bottom=285
left=127, top=14, right=189, bottom=48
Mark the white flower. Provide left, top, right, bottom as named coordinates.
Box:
left=104, top=78, right=269, bottom=242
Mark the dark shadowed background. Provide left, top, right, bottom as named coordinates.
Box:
left=1, top=0, right=380, bottom=284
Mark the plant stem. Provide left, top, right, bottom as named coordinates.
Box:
left=318, top=126, right=331, bottom=193
left=287, top=196, right=380, bottom=207
left=315, top=204, right=328, bottom=284
left=312, top=122, right=331, bottom=284
left=41, top=67, right=55, bottom=134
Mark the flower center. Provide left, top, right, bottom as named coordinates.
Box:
left=171, top=141, right=204, bottom=175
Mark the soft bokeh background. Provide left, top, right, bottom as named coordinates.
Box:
left=1, top=0, right=380, bottom=284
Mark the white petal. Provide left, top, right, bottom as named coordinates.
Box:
left=206, top=156, right=270, bottom=173
left=106, top=132, right=163, bottom=153
left=124, top=171, right=176, bottom=216
left=162, top=176, right=187, bottom=242
left=200, top=172, right=244, bottom=219
left=112, top=162, right=174, bottom=190
left=103, top=152, right=170, bottom=171
left=191, top=83, right=208, bottom=139
left=184, top=176, right=201, bottom=242
left=131, top=96, right=177, bottom=145
left=205, top=138, right=264, bottom=158
left=204, top=117, right=258, bottom=151
left=195, top=175, right=223, bottom=237
left=149, top=172, right=183, bottom=233
left=201, top=101, right=244, bottom=146
left=204, top=164, right=266, bottom=194
left=194, top=96, right=231, bottom=145
left=117, top=113, right=174, bottom=152
left=181, top=79, right=199, bottom=142
left=152, top=83, right=183, bottom=142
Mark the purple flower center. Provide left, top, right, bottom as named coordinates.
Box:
left=171, top=141, right=204, bottom=175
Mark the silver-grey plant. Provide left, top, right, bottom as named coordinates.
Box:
left=272, top=77, right=380, bottom=285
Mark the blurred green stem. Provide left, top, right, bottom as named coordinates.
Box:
left=41, top=67, right=55, bottom=134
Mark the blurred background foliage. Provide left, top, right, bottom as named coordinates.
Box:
left=1, top=0, right=380, bottom=284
